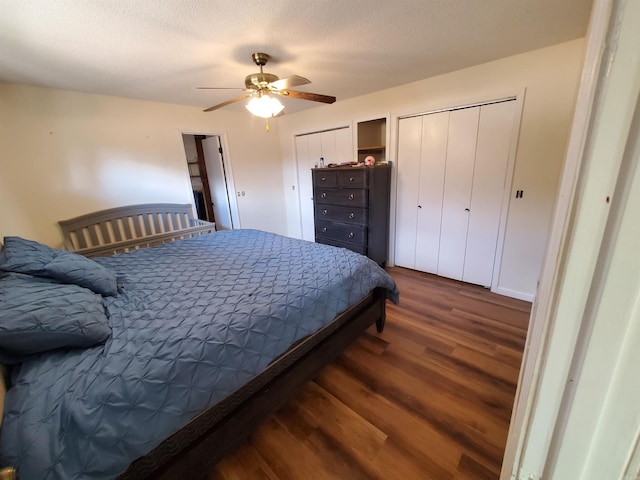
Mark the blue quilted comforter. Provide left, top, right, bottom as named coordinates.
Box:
left=0, top=230, right=398, bottom=479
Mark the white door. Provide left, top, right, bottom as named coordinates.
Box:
left=334, top=127, right=352, bottom=164
left=395, top=116, right=423, bottom=269
left=437, top=107, right=479, bottom=281
left=295, top=127, right=352, bottom=242
left=395, top=99, right=517, bottom=287
left=395, top=112, right=450, bottom=273
left=202, top=136, right=233, bottom=230
left=463, top=101, right=516, bottom=286
left=415, top=111, right=449, bottom=273
left=319, top=130, right=336, bottom=165
left=295, top=135, right=315, bottom=241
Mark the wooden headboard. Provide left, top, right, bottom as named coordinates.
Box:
left=59, top=203, right=216, bottom=258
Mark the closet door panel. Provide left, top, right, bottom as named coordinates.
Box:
left=297, top=128, right=353, bottom=242
left=307, top=132, right=323, bottom=169
left=438, top=107, right=479, bottom=281
left=306, top=133, right=323, bottom=239
left=415, top=111, right=448, bottom=273
left=295, top=135, right=315, bottom=242
left=463, top=101, right=516, bottom=286
left=395, top=116, right=423, bottom=268
left=320, top=130, right=337, bottom=165
left=334, top=127, right=352, bottom=163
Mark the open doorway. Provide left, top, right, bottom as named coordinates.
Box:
left=182, top=134, right=234, bottom=230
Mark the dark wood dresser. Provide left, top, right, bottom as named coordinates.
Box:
left=312, top=165, right=391, bottom=265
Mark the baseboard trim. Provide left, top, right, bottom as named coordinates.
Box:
left=492, top=286, right=535, bottom=303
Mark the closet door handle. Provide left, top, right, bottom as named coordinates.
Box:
left=418, top=205, right=422, bottom=209
left=465, top=208, right=470, bottom=212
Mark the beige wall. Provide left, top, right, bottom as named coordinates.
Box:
left=277, top=39, right=586, bottom=299
left=0, top=83, right=286, bottom=247
left=0, top=39, right=584, bottom=299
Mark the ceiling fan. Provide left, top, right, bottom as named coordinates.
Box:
left=199, top=52, right=336, bottom=117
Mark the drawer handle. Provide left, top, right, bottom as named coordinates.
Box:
left=349, top=212, right=355, bottom=219
left=322, top=227, right=327, bottom=233
left=321, top=177, right=327, bottom=181
left=348, top=232, right=355, bottom=238
left=322, top=209, right=328, bottom=215
left=321, top=192, right=327, bottom=198
left=349, top=177, right=355, bottom=182
left=348, top=194, right=354, bottom=200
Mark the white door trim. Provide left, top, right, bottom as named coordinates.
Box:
left=499, top=0, right=624, bottom=478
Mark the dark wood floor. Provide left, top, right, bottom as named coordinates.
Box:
left=210, top=267, right=531, bottom=480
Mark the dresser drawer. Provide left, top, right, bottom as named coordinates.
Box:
left=314, top=188, right=368, bottom=207
left=337, top=169, right=368, bottom=188
left=311, top=165, right=390, bottom=266
left=316, top=221, right=367, bottom=245
left=315, top=205, right=367, bottom=225
left=312, top=170, right=337, bottom=187
left=316, top=237, right=367, bottom=255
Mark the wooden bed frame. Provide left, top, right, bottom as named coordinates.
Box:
left=57, top=203, right=388, bottom=480
left=59, top=203, right=216, bottom=258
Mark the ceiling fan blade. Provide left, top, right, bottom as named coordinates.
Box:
left=196, top=87, right=246, bottom=90
left=203, top=94, right=251, bottom=112
left=269, top=75, right=311, bottom=90
left=279, top=90, right=336, bottom=104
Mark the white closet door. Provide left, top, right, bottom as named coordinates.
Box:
left=295, top=135, right=315, bottom=241
left=307, top=132, right=323, bottom=168
left=395, top=116, right=423, bottom=268
left=296, top=128, right=352, bottom=242
left=415, top=111, right=449, bottom=273
left=334, top=127, right=352, bottom=163
left=320, top=130, right=336, bottom=165
left=463, top=101, right=516, bottom=286
left=437, top=107, right=479, bottom=281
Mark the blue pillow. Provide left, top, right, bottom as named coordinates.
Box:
left=0, top=236, right=118, bottom=296
left=0, top=272, right=111, bottom=363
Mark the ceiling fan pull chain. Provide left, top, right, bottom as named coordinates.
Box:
left=265, top=118, right=270, bottom=132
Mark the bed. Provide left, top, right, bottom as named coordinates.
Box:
left=0, top=204, right=399, bottom=479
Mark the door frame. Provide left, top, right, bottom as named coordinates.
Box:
left=500, top=0, right=639, bottom=477
left=179, top=130, right=240, bottom=229
left=391, top=91, right=526, bottom=297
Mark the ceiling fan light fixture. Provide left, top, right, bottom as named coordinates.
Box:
left=245, top=94, right=284, bottom=118
left=200, top=52, right=334, bottom=114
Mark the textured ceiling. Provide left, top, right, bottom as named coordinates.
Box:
left=0, top=0, right=593, bottom=114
